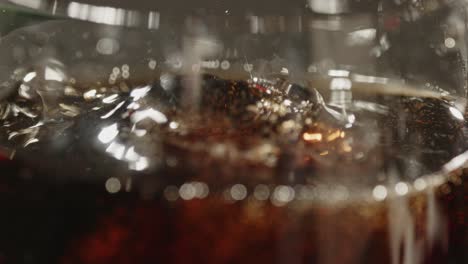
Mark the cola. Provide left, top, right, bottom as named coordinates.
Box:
left=0, top=68, right=466, bottom=264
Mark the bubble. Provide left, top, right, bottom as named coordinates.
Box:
left=193, top=182, right=209, bottom=199
left=272, top=185, right=295, bottom=206
left=23, top=72, right=36, bottom=82
left=169, top=121, right=179, bottom=129
left=105, top=177, right=121, bottom=194
left=230, top=184, right=247, bottom=201
left=444, top=37, right=456, bottom=49
left=96, top=38, right=120, bottom=55
left=414, top=178, right=427, bottom=191
left=148, top=59, right=157, bottom=70
left=373, top=185, right=387, bottom=201
left=179, top=183, right=196, bottom=200
left=164, top=185, right=179, bottom=201
left=253, top=184, right=270, bottom=201
left=220, top=60, right=230, bottom=70
left=395, top=182, right=409, bottom=196
left=112, top=67, right=120, bottom=75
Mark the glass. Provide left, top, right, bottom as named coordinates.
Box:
left=0, top=0, right=466, bottom=263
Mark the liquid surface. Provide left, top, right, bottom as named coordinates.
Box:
left=0, top=67, right=466, bottom=201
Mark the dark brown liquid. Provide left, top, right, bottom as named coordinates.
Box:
left=0, top=74, right=466, bottom=264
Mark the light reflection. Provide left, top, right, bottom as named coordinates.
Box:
left=132, top=128, right=147, bottom=137
left=44, top=66, right=65, bottom=82
left=193, top=182, right=209, bottom=199
left=124, top=146, right=139, bottom=161
left=352, top=74, right=389, bottom=84
left=67, top=2, right=128, bottom=26
left=23, top=72, right=37, bottom=82
left=130, top=85, right=151, bottom=100
left=449, top=106, right=464, bottom=121
left=180, top=183, right=196, bottom=200
left=414, top=178, right=427, bottom=191
left=105, top=141, right=126, bottom=159
left=98, top=123, right=119, bottom=144
left=253, top=184, right=270, bottom=201
left=346, top=28, right=377, bottom=46
left=83, top=89, right=97, bottom=100
left=101, top=101, right=125, bottom=119
left=220, top=60, right=230, bottom=70
left=169, top=121, right=179, bottom=129
left=443, top=150, right=468, bottom=172
left=131, top=108, right=168, bottom=124
left=272, top=185, right=295, bottom=206
left=303, top=132, right=322, bottom=142
left=326, top=130, right=341, bottom=141
left=373, top=185, right=387, bottom=201
left=330, top=78, right=352, bottom=91
left=96, top=38, right=120, bottom=55
left=444, top=37, right=456, bottom=49
left=130, top=156, right=149, bottom=171
left=230, top=184, right=247, bottom=201
left=395, top=182, right=409, bottom=196
left=148, top=11, right=160, bottom=29
left=23, top=138, right=39, bottom=147
left=105, top=177, right=121, bottom=194
left=102, top=94, right=119, bottom=104
left=328, top=69, right=349, bottom=77
left=18, top=84, right=32, bottom=99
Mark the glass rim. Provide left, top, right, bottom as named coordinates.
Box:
left=0, top=0, right=453, bottom=28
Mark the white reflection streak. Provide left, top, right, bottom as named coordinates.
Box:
left=102, top=94, right=119, bottom=104
left=105, top=143, right=150, bottom=171
left=353, top=74, right=389, bottom=84
left=23, top=72, right=37, bottom=82
left=124, top=147, right=150, bottom=170
left=347, top=28, right=377, bottom=46
left=130, top=85, right=151, bottom=100
left=449, top=106, right=464, bottom=120
left=327, top=69, right=349, bottom=77
left=426, top=188, right=447, bottom=250
left=131, top=157, right=149, bottom=171
left=101, top=101, right=125, bottom=119
left=67, top=2, right=127, bottom=26
left=97, top=123, right=119, bottom=143
left=442, top=150, right=468, bottom=172
left=124, top=146, right=139, bottom=161
left=148, top=11, right=160, bottom=29
left=388, top=196, right=422, bottom=264
left=131, top=108, right=168, bottom=124
left=105, top=141, right=125, bottom=159
left=44, top=66, right=65, bottom=82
